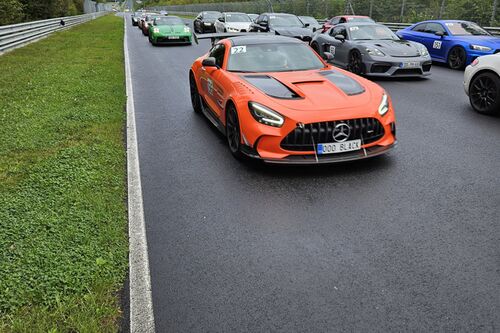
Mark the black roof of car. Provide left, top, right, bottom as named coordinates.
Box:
left=228, top=35, right=304, bottom=46
left=260, top=13, right=299, bottom=16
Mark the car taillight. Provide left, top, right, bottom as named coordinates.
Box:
left=471, top=58, right=479, bottom=67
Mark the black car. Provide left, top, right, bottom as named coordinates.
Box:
left=249, top=13, right=313, bottom=42
left=193, top=11, right=221, bottom=33
left=131, top=12, right=141, bottom=26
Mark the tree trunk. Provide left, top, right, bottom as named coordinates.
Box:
left=491, top=0, right=498, bottom=26
left=439, top=0, right=446, bottom=19
left=400, top=0, right=406, bottom=22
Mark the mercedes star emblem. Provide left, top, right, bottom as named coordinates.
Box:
left=333, top=123, right=350, bottom=142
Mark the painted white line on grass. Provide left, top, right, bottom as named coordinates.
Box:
left=124, top=17, right=156, bottom=333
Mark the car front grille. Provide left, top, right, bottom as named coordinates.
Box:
left=393, top=68, right=423, bottom=75
left=281, top=118, right=385, bottom=151
left=371, top=63, right=391, bottom=73
left=157, top=37, right=189, bottom=43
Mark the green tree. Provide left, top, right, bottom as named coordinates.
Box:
left=0, top=0, right=24, bottom=25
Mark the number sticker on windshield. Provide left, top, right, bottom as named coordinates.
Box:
left=349, top=26, right=359, bottom=31
left=231, top=46, right=247, bottom=54
left=433, top=40, right=442, bottom=49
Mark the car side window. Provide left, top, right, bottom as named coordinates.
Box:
left=339, top=17, right=346, bottom=23
left=261, top=15, right=268, bottom=24
left=412, top=23, right=427, bottom=32
left=425, top=23, right=446, bottom=34
left=209, top=44, right=226, bottom=68
left=331, top=26, right=347, bottom=39
left=330, top=17, right=340, bottom=25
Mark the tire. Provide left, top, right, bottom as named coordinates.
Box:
left=447, top=46, right=466, bottom=70
left=189, top=72, right=202, bottom=114
left=348, top=50, right=364, bottom=75
left=469, top=72, right=500, bottom=115
left=225, top=104, right=244, bottom=159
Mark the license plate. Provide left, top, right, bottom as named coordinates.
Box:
left=401, top=62, right=420, bottom=68
left=317, top=140, right=361, bottom=155
left=168, top=36, right=180, bottom=39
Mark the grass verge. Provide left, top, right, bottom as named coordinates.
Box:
left=0, top=15, right=128, bottom=332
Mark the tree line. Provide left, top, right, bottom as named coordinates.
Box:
left=0, top=0, right=106, bottom=25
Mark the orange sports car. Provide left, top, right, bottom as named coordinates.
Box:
left=189, top=34, right=396, bottom=164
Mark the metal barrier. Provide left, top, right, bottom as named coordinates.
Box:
left=158, top=10, right=500, bottom=36
left=0, top=12, right=108, bottom=54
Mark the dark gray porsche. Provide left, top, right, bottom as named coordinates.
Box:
left=311, top=23, right=432, bottom=77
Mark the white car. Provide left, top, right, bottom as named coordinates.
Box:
left=464, top=53, right=500, bottom=115
left=214, top=12, right=253, bottom=33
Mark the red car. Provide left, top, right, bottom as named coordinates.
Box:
left=321, top=15, right=374, bottom=32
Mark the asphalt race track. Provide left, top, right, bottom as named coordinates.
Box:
left=125, top=17, right=500, bottom=332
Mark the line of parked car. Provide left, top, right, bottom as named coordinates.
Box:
left=131, top=10, right=499, bottom=115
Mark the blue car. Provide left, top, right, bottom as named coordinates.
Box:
left=397, top=20, right=500, bottom=69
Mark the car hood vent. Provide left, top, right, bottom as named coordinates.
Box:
left=318, top=70, right=365, bottom=96
left=242, top=75, right=301, bottom=99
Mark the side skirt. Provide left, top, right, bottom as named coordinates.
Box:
left=200, top=95, right=226, bottom=135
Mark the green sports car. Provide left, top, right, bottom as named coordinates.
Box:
left=148, top=16, right=193, bottom=45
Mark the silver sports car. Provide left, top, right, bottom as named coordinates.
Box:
left=311, top=23, right=432, bottom=77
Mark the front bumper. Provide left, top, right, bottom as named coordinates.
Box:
left=152, top=34, right=192, bottom=44
left=236, top=103, right=397, bottom=165
left=260, top=142, right=396, bottom=164
left=362, top=54, right=432, bottom=77
left=465, top=49, right=499, bottom=65
left=463, top=64, right=475, bottom=95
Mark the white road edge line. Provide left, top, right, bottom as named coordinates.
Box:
left=124, top=16, right=156, bottom=332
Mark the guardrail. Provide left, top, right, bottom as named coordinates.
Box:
left=159, top=10, right=500, bottom=36
left=0, top=12, right=108, bottom=54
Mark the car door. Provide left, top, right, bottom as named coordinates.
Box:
left=327, top=25, right=349, bottom=67
left=200, top=44, right=226, bottom=118
left=420, top=22, right=447, bottom=60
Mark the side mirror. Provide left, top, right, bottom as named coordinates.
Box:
left=323, top=52, right=334, bottom=61
left=313, top=27, right=317, bottom=32
left=435, top=31, right=445, bottom=37
left=334, top=34, right=345, bottom=41
left=202, top=57, right=217, bottom=68
left=304, top=23, right=310, bottom=27
left=218, top=17, right=225, bottom=22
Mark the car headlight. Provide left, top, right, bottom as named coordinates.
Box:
left=184, top=27, right=190, bottom=33
left=227, top=27, right=239, bottom=32
left=366, top=47, right=385, bottom=57
left=204, top=22, right=212, bottom=26
left=248, top=102, right=284, bottom=127
left=153, top=28, right=159, bottom=33
left=470, top=44, right=491, bottom=52
left=417, top=44, right=429, bottom=56
left=378, top=93, right=389, bottom=116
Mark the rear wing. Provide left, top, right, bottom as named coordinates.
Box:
left=193, top=32, right=269, bottom=46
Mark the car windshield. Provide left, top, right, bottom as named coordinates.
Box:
left=445, top=21, right=490, bottom=36
left=300, top=16, right=319, bottom=25
left=225, top=13, right=251, bottom=22
left=269, top=15, right=304, bottom=28
left=349, top=25, right=399, bottom=40
left=203, top=12, right=220, bottom=19
left=155, top=17, right=183, bottom=25
left=227, top=43, right=325, bottom=72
